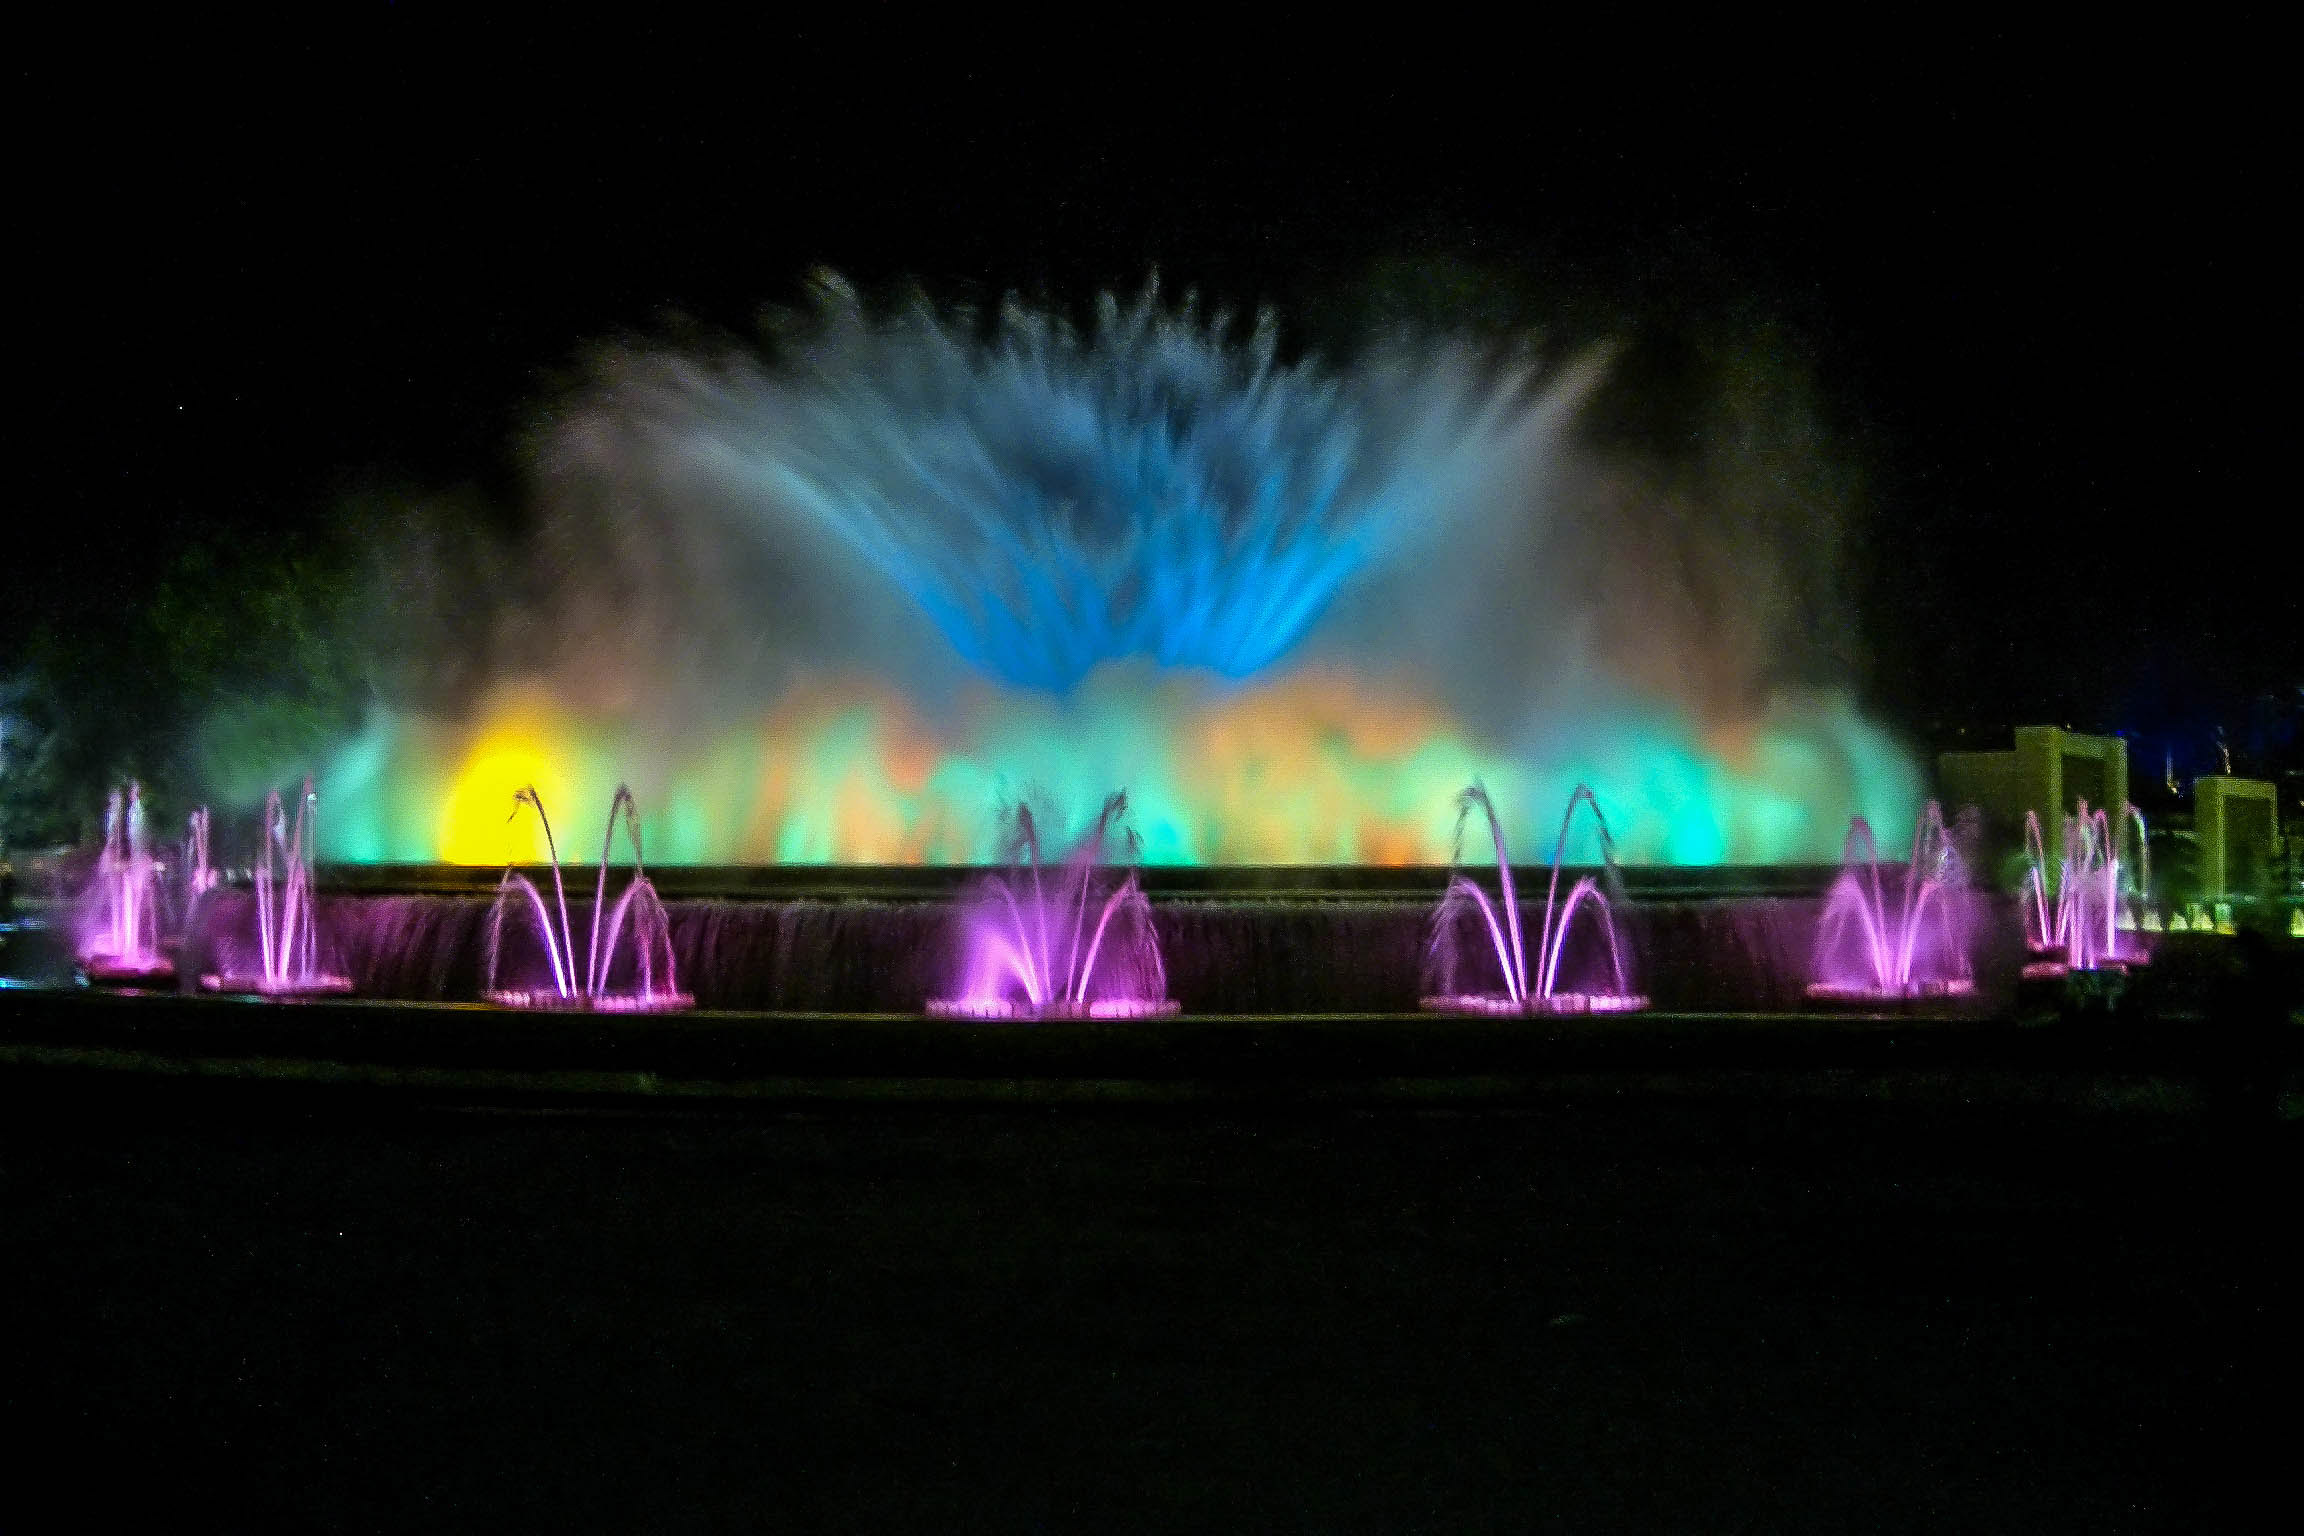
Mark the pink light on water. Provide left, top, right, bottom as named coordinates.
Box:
left=2019, top=801, right=2152, bottom=981
left=480, top=784, right=692, bottom=1012
left=201, top=779, right=353, bottom=998
left=1421, top=784, right=1647, bottom=1016
left=1806, top=802, right=1975, bottom=1004
left=77, top=784, right=174, bottom=984
left=928, top=793, right=1177, bottom=1021
left=185, top=807, right=218, bottom=898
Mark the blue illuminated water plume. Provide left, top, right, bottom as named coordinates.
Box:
left=552, top=276, right=1563, bottom=691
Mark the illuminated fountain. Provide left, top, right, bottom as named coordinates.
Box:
left=481, top=784, right=691, bottom=1012
left=77, top=783, right=174, bottom=984
left=2020, top=802, right=2151, bottom=980
left=1421, top=784, right=1646, bottom=1016
left=1805, top=802, right=1975, bottom=1004
left=927, top=792, right=1178, bottom=1021
left=201, top=779, right=353, bottom=997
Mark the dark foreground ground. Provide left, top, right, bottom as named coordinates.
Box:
left=3, top=1067, right=2295, bottom=1532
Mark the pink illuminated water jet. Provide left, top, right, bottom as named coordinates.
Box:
left=77, top=784, right=175, bottom=985
left=2019, top=802, right=2151, bottom=980
left=1422, top=784, right=1646, bottom=1016
left=1805, top=803, right=1975, bottom=1004
left=928, top=793, right=1178, bottom=1021
left=201, top=779, right=353, bottom=997
left=481, top=784, right=691, bottom=1012
left=185, top=806, right=218, bottom=899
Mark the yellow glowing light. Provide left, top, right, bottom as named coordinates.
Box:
left=438, top=690, right=588, bottom=865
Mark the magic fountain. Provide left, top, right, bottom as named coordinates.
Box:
left=927, top=793, right=1177, bottom=1020
left=1421, top=784, right=1646, bottom=1015
left=481, top=784, right=691, bottom=1012
left=12, top=280, right=1980, bottom=1027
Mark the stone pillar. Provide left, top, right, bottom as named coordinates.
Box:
left=2195, top=776, right=2280, bottom=899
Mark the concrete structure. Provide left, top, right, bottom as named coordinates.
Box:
left=1938, top=727, right=2130, bottom=844
left=2193, top=775, right=2280, bottom=899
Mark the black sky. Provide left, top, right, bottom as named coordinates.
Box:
left=11, top=19, right=2294, bottom=759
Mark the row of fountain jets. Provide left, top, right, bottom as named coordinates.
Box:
left=80, top=783, right=336, bottom=994
left=76, top=777, right=2209, bottom=1016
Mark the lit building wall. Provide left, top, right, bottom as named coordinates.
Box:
left=1938, top=726, right=2129, bottom=842
left=2194, top=775, right=2280, bottom=899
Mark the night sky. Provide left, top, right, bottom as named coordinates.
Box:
left=13, top=20, right=2293, bottom=766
